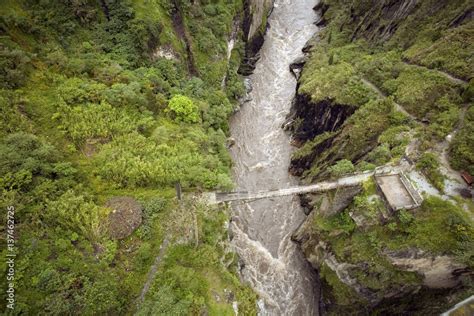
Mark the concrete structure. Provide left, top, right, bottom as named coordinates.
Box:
left=441, top=295, right=474, bottom=316
left=206, top=171, right=374, bottom=204
left=204, top=167, right=423, bottom=210
left=374, top=171, right=423, bottom=211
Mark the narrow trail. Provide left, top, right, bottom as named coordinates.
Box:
left=402, top=61, right=469, bottom=86
left=360, top=78, right=417, bottom=121
left=434, top=105, right=468, bottom=197
left=136, top=237, right=170, bottom=306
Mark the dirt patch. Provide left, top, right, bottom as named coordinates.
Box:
left=106, top=196, right=143, bottom=240
left=82, top=137, right=108, bottom=158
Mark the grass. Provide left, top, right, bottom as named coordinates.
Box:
left=403, top=20, right=474, bottom=80
left=309, top=181, right=472, bottom=309
left=383, top=65, right=463, bottom=120
left=299, top=45, right=377, bottom=106
left=139, top=202, right=257, bottom=315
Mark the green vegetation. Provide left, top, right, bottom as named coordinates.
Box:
left=294, top=98, right=401, bottom=181
left=319, top=263, right=365, bottom=310
left=392, top=197, right=473, bottom=259
left=310, top=181, right=473, bottom=312
left=383, top=67, right=462, bottom=123
left=401, top=8, right=474, bottom=81
left=53, top=101, right=154, bottom=145
left=137, top=201, right=257, bottom=315
left=167, top=94, right=200, bottom=123
left=94, top=131, right=233, bottom=189
left=295, top=2, right=474, bottom=312
left=0, top=0, right=254, bottom=314
left=416, top=152, right=445, bottom=192
left=294, top=0, right=472, bottom=186
left=299, top=44, right=377, bottom=106
left=328, top=159, right=354, bottom=177
left=450, top=104, right=474, bottom=174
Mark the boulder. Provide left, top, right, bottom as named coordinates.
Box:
left=289, top=56, right=307, bottom=80
left=106, top=196, right=143, bottom=240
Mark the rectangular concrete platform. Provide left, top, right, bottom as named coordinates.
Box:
left=375, top=173, right=421, bottom=211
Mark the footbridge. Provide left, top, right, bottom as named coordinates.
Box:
left=205, top=163, right=423, bottom=208
left=205, top=171, right=374, bottom=204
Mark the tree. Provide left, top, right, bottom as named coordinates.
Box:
left=0, top=44, right=31, bottom=89
left=167, top=95, right=200, bottom=123
left=329, top=159, right=355, bottom=177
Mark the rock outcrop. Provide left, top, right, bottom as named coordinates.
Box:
left=385, top=249, right=469, bottom=289
left=239, top=0, right=274, bottom=75
left=286, top=93, right=356, bottom=143
left=293, top=186, right=472, bottom=314
left=298, top=185, right=362, bottom=216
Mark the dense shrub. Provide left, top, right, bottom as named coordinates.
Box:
left=53, top=101, right=154, bottom=145
left=0, top=133, right=76, bottom=192
left=299, top=46, right=377, bottom=106
left=329, top=159, right=355, bottom=177
left=450, top=106, right=474, bottom=174
left=167, top=94, right=200, bottom=123
left=46, top=190, right=106, bottom=242
left=0, top=43, right=31, bottom=89
left=94, top=132, right=232, bottom=189
left=383, top=67, right=462, bottom=120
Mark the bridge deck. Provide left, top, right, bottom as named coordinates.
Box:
left=211, top=171, right=374, bottom=203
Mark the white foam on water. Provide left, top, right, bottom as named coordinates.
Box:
left=229, top=1, right=321, bottom=314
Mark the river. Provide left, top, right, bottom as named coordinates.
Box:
left=229, top=0, right=320, bottom=314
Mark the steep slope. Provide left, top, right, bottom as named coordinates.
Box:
left=288, top=1, right=474, bottom=314
left=0, top=0, right=269, bottom=314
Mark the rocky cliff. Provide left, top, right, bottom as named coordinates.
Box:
left=293, top=183, right=472, bottom=314
left=289, top=0, right=474, bottom=314
left=239, top=0, right=274, bottom=75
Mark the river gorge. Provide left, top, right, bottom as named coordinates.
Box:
left=229, top=0, right=320, bottom=314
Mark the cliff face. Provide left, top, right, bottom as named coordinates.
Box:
left=239, top=0, right=274, bottom=75
left=289, top=0, right=474, bottom=314
left=293, top=184, right=471, bottom=315
left=287, top=93, right=356, bottom=143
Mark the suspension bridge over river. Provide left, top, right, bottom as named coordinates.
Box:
left=204, top=165, right=422, bottom=211
left=206, top=171, right=374, bottom=204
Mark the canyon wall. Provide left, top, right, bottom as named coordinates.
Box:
left=289, top=0, right=474, bottom=314
left=239, top=0, right=274, bottom=75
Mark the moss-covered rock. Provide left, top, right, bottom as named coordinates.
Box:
left=293, top=182, right=473, bottom=315
left=239, top=0, right=274, bottom=75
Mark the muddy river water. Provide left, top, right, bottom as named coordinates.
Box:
left=229, top=0, right=320, bottom=314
